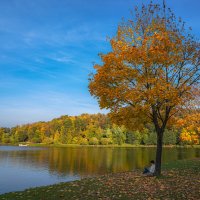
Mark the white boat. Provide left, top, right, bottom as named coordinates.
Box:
left=19, top=144, right=28, bottom=146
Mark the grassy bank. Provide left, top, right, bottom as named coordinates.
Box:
left=0, top=158, right=199, bottom=200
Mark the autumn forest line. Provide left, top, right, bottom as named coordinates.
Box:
left=0, top=113, right=199, bottom=146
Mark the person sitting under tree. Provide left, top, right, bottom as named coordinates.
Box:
left=143, top=160, right=155, bottom=176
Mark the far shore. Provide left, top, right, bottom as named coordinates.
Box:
left=1, top=143, right=200, bottom=148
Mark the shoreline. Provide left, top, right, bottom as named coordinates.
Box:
left=1, top=143, right=200, bottom=148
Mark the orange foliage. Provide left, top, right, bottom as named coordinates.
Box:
left=89, top=3, right=200, bottom=133
left=177, top=112, right=200, bottom=144
left=89, top=2, right=200, bottom=175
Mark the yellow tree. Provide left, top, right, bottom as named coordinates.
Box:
left=176, top=91, right=200, bottom=144
left=89, top=2, right=200, bottom=176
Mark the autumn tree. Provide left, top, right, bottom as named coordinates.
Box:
left=176, top=90, right=200, bottom=144
left=89, top=2, right=200, bottom=175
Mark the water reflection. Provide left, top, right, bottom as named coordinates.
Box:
left=0, top=146, right=199, bottom=194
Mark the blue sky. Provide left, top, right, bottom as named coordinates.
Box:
left=1, top=0, right=200, bottom=127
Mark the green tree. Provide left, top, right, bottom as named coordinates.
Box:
left=132, top=130, right=143, bottom=145
left=163, top=129, right=177, bottom=145
left=112, top=125, right=126, bottom=145
left=0, top=128, right=5, bottom=142
left=54, top=130, right=60, bottom=144
left=144, top=131, right=157, bottom=145
left=1, top=133, right=10, bottom=143
left=31, top=130, right=42, bottom=143
left=15, top=129, right=28, bottom=142
left=59, top=126, right=67, bottom=144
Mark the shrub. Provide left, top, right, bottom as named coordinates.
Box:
left=71, top=137, right=78, bottom=144
left=89, top=137, right=99, bottom=145
left=31, top=137, right=42, bottom=143
left=79, top=138, right=88, bottom=145
left=100, top=137, right=113, bottom=145
left=2, top=137, right=10, bottom=143
left=43, top=137, right=54, bottom=144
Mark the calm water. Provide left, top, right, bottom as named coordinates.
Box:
left=0, top=145, right=200, bottom=194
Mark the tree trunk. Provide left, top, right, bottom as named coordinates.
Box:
left=155, top=130, right=164, bottom=176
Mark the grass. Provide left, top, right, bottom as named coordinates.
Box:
left=0, top=158, right=199, bottom=200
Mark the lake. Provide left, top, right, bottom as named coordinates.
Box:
left=0, top=145, right=199, bottom=194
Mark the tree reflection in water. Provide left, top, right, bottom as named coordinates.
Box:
left=0, top=146, right=199, bottom=177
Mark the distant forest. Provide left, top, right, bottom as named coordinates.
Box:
left=0, top=113, right=199, bottom=145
